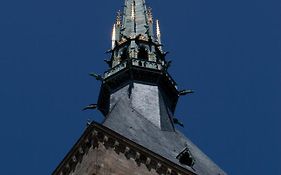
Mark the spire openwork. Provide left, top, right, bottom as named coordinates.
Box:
left=108, top=0, right=168, bottom=68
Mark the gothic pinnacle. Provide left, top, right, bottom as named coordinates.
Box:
left=112, top=24, right=116, bottom=49
left=116, top=10, right=122, bottom=27
left=107, top=0, right=170, bottom=68
left=156, top=19, right=162, bottom=50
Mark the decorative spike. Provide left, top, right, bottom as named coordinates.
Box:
left=131, top=1, right=135, bottom=20
left=156, top=19, right=162, bottom=51
left=112, top=24, right=116, bottom=49
left=131, top=1, right=137, bottom=33
left=156, top=20, right=162, bottom=44
left=156, top=20, right=161, bottom=38
left=146, top=7, right=154, bottom=38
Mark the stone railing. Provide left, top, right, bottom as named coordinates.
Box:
left=131, top=58, right=162, bottom=70
left=103, top=58, right=177, bottom=89
left=104, top=61, right=127, bottom=78
left=104, top=59, right=162, bottom=79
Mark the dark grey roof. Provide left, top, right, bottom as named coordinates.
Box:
left=103, top=96, right=227, bottom=175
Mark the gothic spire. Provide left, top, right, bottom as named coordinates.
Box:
left=108, top=0, right=169, bottom=68
left=52, top=1, right=227, bottom=175
left=99, top=0, right=180, bottom=131
left=122, top=0, right=152, bottom=37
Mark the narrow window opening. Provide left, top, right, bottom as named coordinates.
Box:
left=138, top=47, right=148, bottom=60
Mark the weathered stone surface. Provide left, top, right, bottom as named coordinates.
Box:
left=53, top=123, right=196, bottom=175
left=72, top=143, right=159, bottom=175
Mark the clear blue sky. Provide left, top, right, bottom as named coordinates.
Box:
left=0, top=0, right=280, bottom=174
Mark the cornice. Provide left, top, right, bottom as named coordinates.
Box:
left=52, top=122, right=196, bottom=175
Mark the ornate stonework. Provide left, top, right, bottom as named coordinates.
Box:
left=53, top=123, right=195, bottom=175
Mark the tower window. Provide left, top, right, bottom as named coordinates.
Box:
left=138, top=47, right=148, bottom=60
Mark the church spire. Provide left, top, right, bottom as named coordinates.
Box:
left=98, top=0, right=179, bottom=131
left=121, top=0, right=151, bottom=37
left=52, top=1, right=227, bottom=174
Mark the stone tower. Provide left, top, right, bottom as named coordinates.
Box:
left=52, top=0, right=227, bottom=175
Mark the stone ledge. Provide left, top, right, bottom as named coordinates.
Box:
left=52, top=122, right=196, bottom=175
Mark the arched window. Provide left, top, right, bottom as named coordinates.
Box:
left=138, top=46, right=148, bottom=60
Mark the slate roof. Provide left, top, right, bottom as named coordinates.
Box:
left=122, top=0, right=150, bottom=38
left=103, top=96, right=227, bottom=175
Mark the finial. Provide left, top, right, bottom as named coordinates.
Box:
left=131, top=1, right=137, bottom=33
left=112, top=24, right=116, bottom=49
left=156, top=20, right=161, bottom=42
left=131, top=1, right=135, bottom=20
left=147, top=7, right=153, bottom=24
left=116, top=10, right=122, bottom=27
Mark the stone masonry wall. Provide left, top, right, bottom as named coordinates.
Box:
left=71, top=142, right=159, bottom=175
